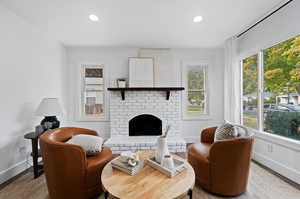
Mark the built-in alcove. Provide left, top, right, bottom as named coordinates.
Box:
left=129, top=114, right=162, bottom=136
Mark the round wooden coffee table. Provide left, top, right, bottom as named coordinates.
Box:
left=101, top=150, right=195, bottom=199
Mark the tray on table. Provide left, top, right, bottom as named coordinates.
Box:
left=145, top=156, right=186, bottom=177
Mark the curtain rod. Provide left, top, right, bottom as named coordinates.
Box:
left=237, top=0, right=294, bottom=38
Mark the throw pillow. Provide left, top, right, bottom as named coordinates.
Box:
left=234, top=125, right=252, bottom=138
left=214, top=122, right=237, bottom=142
left=66, top=134, right=103, bottom=156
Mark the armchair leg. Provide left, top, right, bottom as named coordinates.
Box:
left=104, top=191, right=109, bottom=199
left=188, top=189, right=193, bottom=199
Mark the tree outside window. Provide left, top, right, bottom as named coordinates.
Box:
left=242, top=55, right=259, bottom=129
left=263, top=35, right=300, bottom=141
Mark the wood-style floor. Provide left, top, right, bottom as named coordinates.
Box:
left=0, top=161, right=299, bottom=199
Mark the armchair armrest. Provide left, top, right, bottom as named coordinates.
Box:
left=201, top=127, right=217, bottom=144
left=209, top=137, right=253, bottom=167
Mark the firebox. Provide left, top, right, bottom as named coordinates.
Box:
left=129, top=114, right=162, bottom=136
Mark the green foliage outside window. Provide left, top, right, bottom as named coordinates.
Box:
left=243, top=36, right=300, bottom=96
left=188, top=69, right=204, bottom=90
left=264, top=36, right=300, bottom=95
left=243, top=56, right=258, bottom=95
left=187, top=66, right=205, bottom=115
left=264, top=111, right=300, bottom=141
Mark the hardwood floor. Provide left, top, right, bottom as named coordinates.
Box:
left=0, top=161, right=299, bottom=199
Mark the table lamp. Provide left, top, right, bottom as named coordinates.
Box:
left=36, top=98, right=63, bottom=129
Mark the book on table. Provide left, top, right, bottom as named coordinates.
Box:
left=111, top=156, right=144, bottom=175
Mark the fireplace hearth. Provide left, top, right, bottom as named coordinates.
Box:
left=129, top=114, right=162, bottom=136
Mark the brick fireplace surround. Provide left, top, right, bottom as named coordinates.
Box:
left=104, top=91, right=186, bottom=154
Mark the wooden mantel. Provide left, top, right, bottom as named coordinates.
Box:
left=107, top=87, right=184, bottom=100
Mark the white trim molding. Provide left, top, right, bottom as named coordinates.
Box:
left=253, top=151, right=300, bottom=185
left=249, top=128, right=300, bottom=185
left=254, top=130, right=300, bottom=152
left=0, top=160, right=30, bottom=184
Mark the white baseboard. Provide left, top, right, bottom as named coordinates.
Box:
left=253, top=152, right=300, bottom=185
left=0, top=159, right=30, bottom=184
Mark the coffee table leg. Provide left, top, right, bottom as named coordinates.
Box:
left=188, top=189, right=193, bottom=199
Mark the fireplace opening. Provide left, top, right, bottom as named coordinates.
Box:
left=129, top=114, right=162, bottom=136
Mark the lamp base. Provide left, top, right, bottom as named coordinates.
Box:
left=41, top=116, right=60, bottom=129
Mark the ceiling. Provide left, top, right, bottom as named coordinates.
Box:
left=0, top=0, right=285, bottom=48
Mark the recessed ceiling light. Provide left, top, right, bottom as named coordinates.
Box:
left=89, top=14, right=99, bottom=22
left=193, top=16, right=203, bottom=23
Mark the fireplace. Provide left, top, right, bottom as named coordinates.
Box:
left=129, top=114, right=162, bottom=136
left=105, top=91, right=186, bottom=154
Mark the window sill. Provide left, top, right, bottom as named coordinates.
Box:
left=248, top=128, right=300, bottom=152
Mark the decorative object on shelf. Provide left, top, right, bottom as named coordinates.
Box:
left=146, top=156, right=186, bottom=178
left=155, top=126, right=171, bottom=163
left=110, top=80, right=117, bottom=87
left=161, top=154, right=175, bottom=171
left=117, top=78, right=127, bottom=88
left=35, top=98, right=63, bottom=129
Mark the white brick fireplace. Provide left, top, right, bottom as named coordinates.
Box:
left=104, top=91, right=186, bottom=154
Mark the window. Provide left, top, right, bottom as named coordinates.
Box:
left=182, top=62, right=208, bottom=120
left=78, top=65, right=107, bottom=121
left=242, top=55, right=259, bottom=129
left=241, top=35, right=300, bottom=141
left=263, top=36, right=300, bottom=140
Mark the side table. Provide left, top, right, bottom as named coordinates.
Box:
left=24, top=132, right=43, bottom=179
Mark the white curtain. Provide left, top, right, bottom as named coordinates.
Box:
left=224, top=37, right=241, bottom=124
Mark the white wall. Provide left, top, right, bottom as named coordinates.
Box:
left=65, top=47, right=224, bottom=142
left=238, top=0, right=300, bottom=58
left=237, top=0, right=300, bottom=184
left=0, top=5, right=66, bottom=183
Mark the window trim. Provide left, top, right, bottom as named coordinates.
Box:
left=75, top=64, right=109, bottom=122
left=181, top=61, right=210, bottom=120
left=258, top=51, right=264, bottom=132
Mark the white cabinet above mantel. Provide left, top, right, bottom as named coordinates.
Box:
left=139, top=49, right=177, bottom=87
left=129, top=57, right=154, bottom=87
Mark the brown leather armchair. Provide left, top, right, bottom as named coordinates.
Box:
left=188, top=127, right=253, bottom=196
left=40, top=127, right=113, bottom=199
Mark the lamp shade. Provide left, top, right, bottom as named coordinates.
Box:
left=36, top=98, right=63, bottom=116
